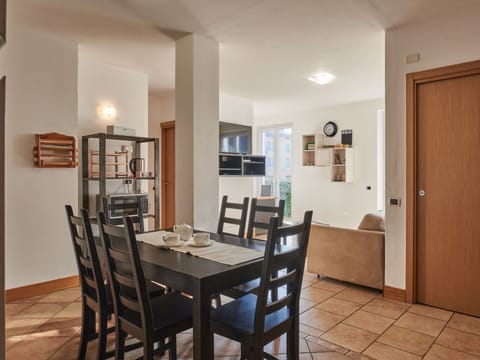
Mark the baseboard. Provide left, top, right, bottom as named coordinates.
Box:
left=6, top=275, right=79, bottom=302
left=383, top=285, right=407, bottom=303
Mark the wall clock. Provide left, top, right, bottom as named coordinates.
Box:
left=323, top=121, right=338, bottom=137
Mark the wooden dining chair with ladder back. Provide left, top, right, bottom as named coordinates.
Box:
left=221, top=197, right=287, bottom=303
left=247, top=197, right=285, bottom=240
left=217, top=195, right=249, bottom=237
left=66, top=206, right=165, bottom=359
left=97, top=212, right=193, bottom=359
left=211, top=210, right=313, bottom=359
left=214, top=195, right=250, bottom=306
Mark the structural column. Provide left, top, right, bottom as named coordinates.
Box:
left=175, top=34, right=219, bottom=231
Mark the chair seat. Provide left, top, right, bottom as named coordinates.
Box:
left=212, top=294, right=290, bottom=336
left=124, top=292, right=193, bottom=331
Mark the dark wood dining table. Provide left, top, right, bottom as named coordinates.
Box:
left=129, top=231, right=277, bottom=359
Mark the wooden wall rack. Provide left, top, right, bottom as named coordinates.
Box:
left=33, top=132, right=78, bottom=168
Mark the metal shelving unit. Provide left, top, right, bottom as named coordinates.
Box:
left=81, top=133, right=160, bottom=229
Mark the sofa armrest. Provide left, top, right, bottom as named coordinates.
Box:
left=307, top=224, right=385, bottom=289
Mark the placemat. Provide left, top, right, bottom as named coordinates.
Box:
left=136, top=232, right=264, bottom=266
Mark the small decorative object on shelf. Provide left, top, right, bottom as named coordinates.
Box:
left=306, top=142, right=315, bottom=150
left=341, top=129, right=353, bottom=146
left=33, top=132, right=78, bottom=168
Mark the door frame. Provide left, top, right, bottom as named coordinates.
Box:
left=160, top=121, right=175, bottom=228
left=406, top=59, right=480, bottom=303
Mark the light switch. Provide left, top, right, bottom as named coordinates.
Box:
left=389, top=197, right=401, bottom=206
left=406, top=53, right=420, bottom=64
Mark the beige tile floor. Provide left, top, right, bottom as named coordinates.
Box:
left=6, top=274, right=480, bottom=359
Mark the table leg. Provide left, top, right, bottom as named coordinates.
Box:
left=193, top=285, right=214, bottom=359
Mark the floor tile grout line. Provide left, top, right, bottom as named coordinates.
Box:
left=359, top=298, right=410, bottom=319
left=393, top=318, right=447, bottom=338
left=357, top=307, right=417, bottom=357
left=375, top=331, right=433, bottom=358
left=407, top=307, right=454, bottom=322
left=429, top=342, right=480, bottom=359
left=444, top=323, right=480, bottom=338
left=319, top=321, right=380, bottom=355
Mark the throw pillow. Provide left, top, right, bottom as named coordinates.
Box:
left=358, top=213, right=385, bottom=232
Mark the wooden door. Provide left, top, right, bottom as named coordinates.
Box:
left=415, top=70, right=480, bottom=316
left=161, top=121, right=175, bottom=228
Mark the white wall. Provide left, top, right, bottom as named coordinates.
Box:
left=385, top=9, right=480, bottom=289
left=256, top=98, right=384, bottom=227
left=219, top=94, right=256, bottom=204
left=0, top=16, right=78, bottom=288
left=78, top=58, right=149, bottom=214
left=78, top=57, right=148, bottom=135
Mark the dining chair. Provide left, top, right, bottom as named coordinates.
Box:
left=97, top=212, right=193, bottom=360
left=246, top=197, right=286, bottom=240
left=102, top=196, right=145, bottom=233
left=211, top=210, right=313, bottom=360
left=66, top=205, right=166, bottom=359
left=66, top=205, right=113, bottom=360
left=214, top=196, right=250, bottom=306
left=217, top=195, right=249, bottom=237
left=221, top=197, right=286, bottom=302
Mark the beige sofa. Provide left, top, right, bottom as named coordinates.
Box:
left=307, top=214, right=385, bottom=290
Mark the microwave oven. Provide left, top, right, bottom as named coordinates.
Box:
left=97, top=193, right=149, bottom=217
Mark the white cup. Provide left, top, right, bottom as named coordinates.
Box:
left=192, top=232, right=209, bottom=246
left=163, top=233, right=180, bottom=246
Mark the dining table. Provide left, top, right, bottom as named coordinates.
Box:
left=99, top=229, right=291, bottom=360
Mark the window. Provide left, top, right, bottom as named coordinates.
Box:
left=258, top=125, right=292, bottom=217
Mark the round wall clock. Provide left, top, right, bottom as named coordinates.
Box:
left=323, top=121, right=338, bottom=137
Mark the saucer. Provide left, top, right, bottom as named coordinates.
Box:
left=186, top=239, right=214, bottom=247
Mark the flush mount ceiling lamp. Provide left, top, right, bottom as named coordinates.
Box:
left=308, top=72, right=335, bottom=85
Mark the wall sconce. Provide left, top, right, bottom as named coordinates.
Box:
left=97, top=103, right=117, bottom=120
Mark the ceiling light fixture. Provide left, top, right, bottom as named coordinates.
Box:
left=308, top=72, right=335, bottom=85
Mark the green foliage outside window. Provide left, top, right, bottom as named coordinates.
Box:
left=279, top=178, right=291, bottom=218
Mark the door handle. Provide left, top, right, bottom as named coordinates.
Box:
left=418, top=190, right=426, bottom=197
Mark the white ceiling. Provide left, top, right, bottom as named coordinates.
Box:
left=13, top=0, right=480, bottom=115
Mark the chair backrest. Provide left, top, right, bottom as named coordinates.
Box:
left=246, top=197, right=286, bottom=239
left=65, top=205, right=107, bottom=311
left=217, top=195, right=249, bottom=237
left=97, top=211, right=151, bottom=337
left=254, top=210, right=313, bottom=338
left=102, top=196, right=145, bottom=233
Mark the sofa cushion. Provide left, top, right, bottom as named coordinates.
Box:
left=358, top=213, right=385, bottom=232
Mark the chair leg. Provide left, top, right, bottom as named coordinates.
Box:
left=168, top=336, right=177, bottom=360
left=78, top=304, right=95, bottom=360
left=144, top=338, right=155, bottom=360
left=251, top=344, right=262, bottom=360
left=96, top=311, right=108, bottom=360
left=241, top=343, right=251, bottom=360
left=114, top=328, right=126, bottom=360
left=287, top=326, right=299, bottom=360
